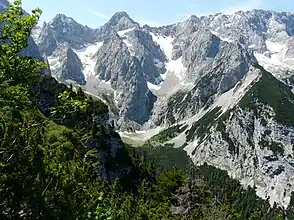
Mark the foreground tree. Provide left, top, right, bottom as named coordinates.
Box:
left=0, top=1, right=103, bottom=219
left=0, top=0, right=44, bottom=84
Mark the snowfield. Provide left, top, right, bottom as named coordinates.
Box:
left=73, top=42, right=103, bottom=79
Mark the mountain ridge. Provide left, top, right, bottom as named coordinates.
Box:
left=121, top=63, right=294, bottom=208
left=30, top=6, right=294, bottom=136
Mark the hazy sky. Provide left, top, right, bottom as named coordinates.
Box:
left=17, top=0, right=294, bottom=28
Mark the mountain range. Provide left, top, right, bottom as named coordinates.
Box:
left=31, top=8, right=294, bottom=130
left=1, top=0, right=294, bottom=209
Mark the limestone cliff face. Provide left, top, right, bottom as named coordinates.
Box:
left=33, top=9, right=294, bottom=130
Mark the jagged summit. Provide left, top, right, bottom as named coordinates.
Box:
left=111, top=11, right=132, bottom=20
left=105, top=11, right=140, bottom=31
left=49, top=14, right=79, bottom=26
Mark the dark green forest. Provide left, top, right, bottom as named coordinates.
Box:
left=0, top=1, right=293, bottom=219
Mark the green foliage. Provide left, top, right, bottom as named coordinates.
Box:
left=195, top=164, right=285, bottom=220
left=0, top=0, right=45, bottom=84
left=149, top=123, right=188, bottom=144
left=48, top=86, right=108, bottom=131
left=134, top=143, right=193, bottom=173
left=185, top=107, right=222, bottom=143
left=50, top=90, right=88, bottom=124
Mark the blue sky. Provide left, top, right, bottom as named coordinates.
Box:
left=18, top=0, right=294, bottom=28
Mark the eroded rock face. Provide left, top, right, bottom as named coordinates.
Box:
left=34, top=9, right=294, bottom=130
left=61, top=47, right=85, bottom=84
left=147, top=33, right=254, bottom=127
left=187, top=106, right=294, bottom=208
left=103, top=11, right=140, bottom=32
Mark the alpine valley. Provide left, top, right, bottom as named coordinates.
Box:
left=2, top=0, right=294, bottom=212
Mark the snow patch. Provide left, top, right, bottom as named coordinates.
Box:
left=73, top=42, right=103, bottom=79
left=255, top=53, right=283, bottom=69
left=150, top=33, right=187, bottom=84
left=122, top=38, right=135, bottom=56
left=160, top=72, right=167, bottom=80
left=210, top=30, right=233, bottom=43
left=266, top=41, right=285, bottom=54
left=101, top=79, right=111, bottom=85
left=166, top=57, right=186, bottom=81
left=119, top=126, right=165, bottom=142
left=117, top=27, right=136, bottom=37
left=254, top=40, right=294, bottom=76
left=117, top=27, right=136, bottom=56
left=147, top=81, right=162, bottom=91
left=150, top=33, right=174, bottom=58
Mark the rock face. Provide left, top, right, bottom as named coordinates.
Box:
left=47, top=44, right=85, bottom=84
left=94, top=33, right=157, bottom=128
left=103, top=11, right=140, bottom=32
left=183, top=69, right=294, bottom=208
left=33, top=9, right=294, bottom=130
left=33, top=12, right=165, bottom=129
left=146, top=30, right=255, bottom=127
left=146, top=66, right=294, bottom=208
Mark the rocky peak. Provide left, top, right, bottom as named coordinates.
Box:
left=105, top=11, right=140, bottom=31
left=178, top=15, right=201, bottom=34
left=42, top=14, right=94, bottom=50
left=49, top=14, right=76, bottom=26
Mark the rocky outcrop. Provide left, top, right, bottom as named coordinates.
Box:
left=94, top=33, right=157, bottom=127
left=103, top=11, right=140, bottom=32
left=28, top=73, right=134, bottom=184
left=176, top=68, right=294, bottom=208
left=61, top=47, right=85, bottom=84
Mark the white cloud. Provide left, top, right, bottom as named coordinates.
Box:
left=88, top=8, right=109, bottom=20
left=224, top=0, right=265, bottom=14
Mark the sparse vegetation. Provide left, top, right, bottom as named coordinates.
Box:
left=149, top=123, right=188, bottom=144
left=240, top=65, right=294, bottom=127
left=185, top=107, right=222, bottom=142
